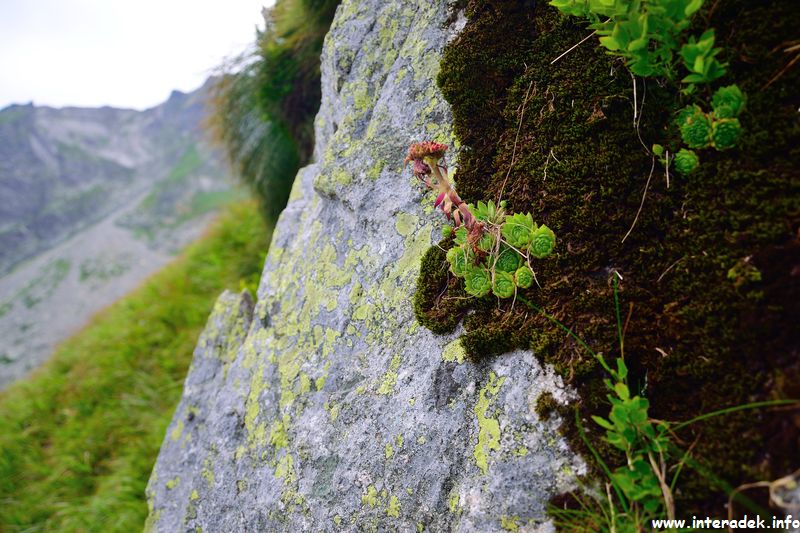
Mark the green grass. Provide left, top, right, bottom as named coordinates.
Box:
left=207, top=0, right=339, bottom=224
left=0, top=200, right=271, bottom=532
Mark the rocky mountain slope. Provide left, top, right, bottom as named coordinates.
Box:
left=0, top=82, right=238, bottom=388
left=146, top=1, right=582, bottom=531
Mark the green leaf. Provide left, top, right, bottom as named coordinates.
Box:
left=685, top=0, right=704, bottom=16
left=599, top=35, right=621, bottom=51
left=514, top=266, right=535, bottom=289
left=615, top=382, right=630, bottom=400
left=464, top=266, right=492, bottom=298
left=454, top=227, right=468, bottom=246
left=616, top=358, right=629, bottom=380
left=592, top=415, right=615, bottom=431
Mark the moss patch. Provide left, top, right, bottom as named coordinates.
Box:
left=418, top=0, right=800, bottom=519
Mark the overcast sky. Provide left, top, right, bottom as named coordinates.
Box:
left=0, top=0, right=271, bottom=110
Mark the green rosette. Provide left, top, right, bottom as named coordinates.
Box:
left=492, top=270, right=516, bottom=298
left=677, top=105, right=712, bottom=149
left=501, top=212, right=535, bottom=249
left=711, top=118, right=741, bottom=150
left=454, top=227, right=468, bottom=246
left=711, top=85, right=745, bottom=118
left=464, top=266, right=492, bottom=298
left=477, top=232, right=496, bottom=252
left=529, top=225, right=556, bottom=258
left=494, top=246, right=522, bottom=273
left=514, top=266, right=534, bottom=289
left=673, top=148, right=699, bottom=175
left=446, top=246, right=470, bottom=277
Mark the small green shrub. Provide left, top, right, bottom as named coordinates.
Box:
left=525, top=277, right=797, bottom=531
left=548, top=0, right=746, bottom=170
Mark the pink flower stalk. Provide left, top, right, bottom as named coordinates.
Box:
left=406, top=141, right=481, bottom=236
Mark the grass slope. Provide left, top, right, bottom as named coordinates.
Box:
left=0, top=201, right=271, bottom=532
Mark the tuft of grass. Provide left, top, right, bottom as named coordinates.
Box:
left=0, top=200, right=271, bottom=532
left=206, top=0, right=339, bottom=224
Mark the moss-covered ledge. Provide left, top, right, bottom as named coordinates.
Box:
left=416, top=0, right=800, bottom=519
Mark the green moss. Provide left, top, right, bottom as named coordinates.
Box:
left=413, top=244, right=470, bottom=334
left=421, top=0, right=800, bottom=520
left=534, top=392, right=557, bottom=422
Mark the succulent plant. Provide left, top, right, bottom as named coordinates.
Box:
left=677, top=105, right=713, bottom=149
left=477, top=232, right=496, bottom=253
left=464, top=266, right=492, bottom=298
left=711, top=84, right=745, bottom=119
left=529, top=225, right=556, bottom=259
left=501, top=212, right=536, bottom=249
left=711, top=118, right=741, bottom=150
left=407, top=141, right=557, bottom=301
left=514, top=266, right=534, bottom=289
left=492, top=270, right=516, bottom=298
left=446, top=246, right=470, bottom=277
left=494, top=246, right=522, bottom=273
left=673, top=148, right=699, bottom=175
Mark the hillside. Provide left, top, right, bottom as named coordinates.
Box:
left=0, top=82, right=241, bottom=387
left=0, top=201, right=270, bottom=532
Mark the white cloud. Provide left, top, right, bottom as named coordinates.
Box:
left=0, top=0, right=272, bottom=109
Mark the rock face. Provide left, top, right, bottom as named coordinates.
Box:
left=147, top=1, right=583, bottom=531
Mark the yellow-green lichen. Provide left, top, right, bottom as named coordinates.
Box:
left=395, top=213, right=419, bottom=238
left=166, top=476, right=180, bottom=490
left=275, top=453, right=296, bottom=485
left=442, top=339, right=466, bottom=364
left=385, top=442, right=394, bottom=459
left=201, top=458, right=215, bottom=488
left=244, top=363, right=268, bottom=447
left=377, top=353, right=402, bottom=395
left=269, top=414, right=290, bottom=449
left=299, top=373, right=312, bottom=394
left=170, top=419, right=184, bottom=442
left=474, top=371, right=506, bottom=475
left=362, top=485, right=378, bottom=508
left=448, top=492, right=460, bottom=513
left=500, top=515, right=520, bottom=532
left=386, top=495, right=400, bottom=517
